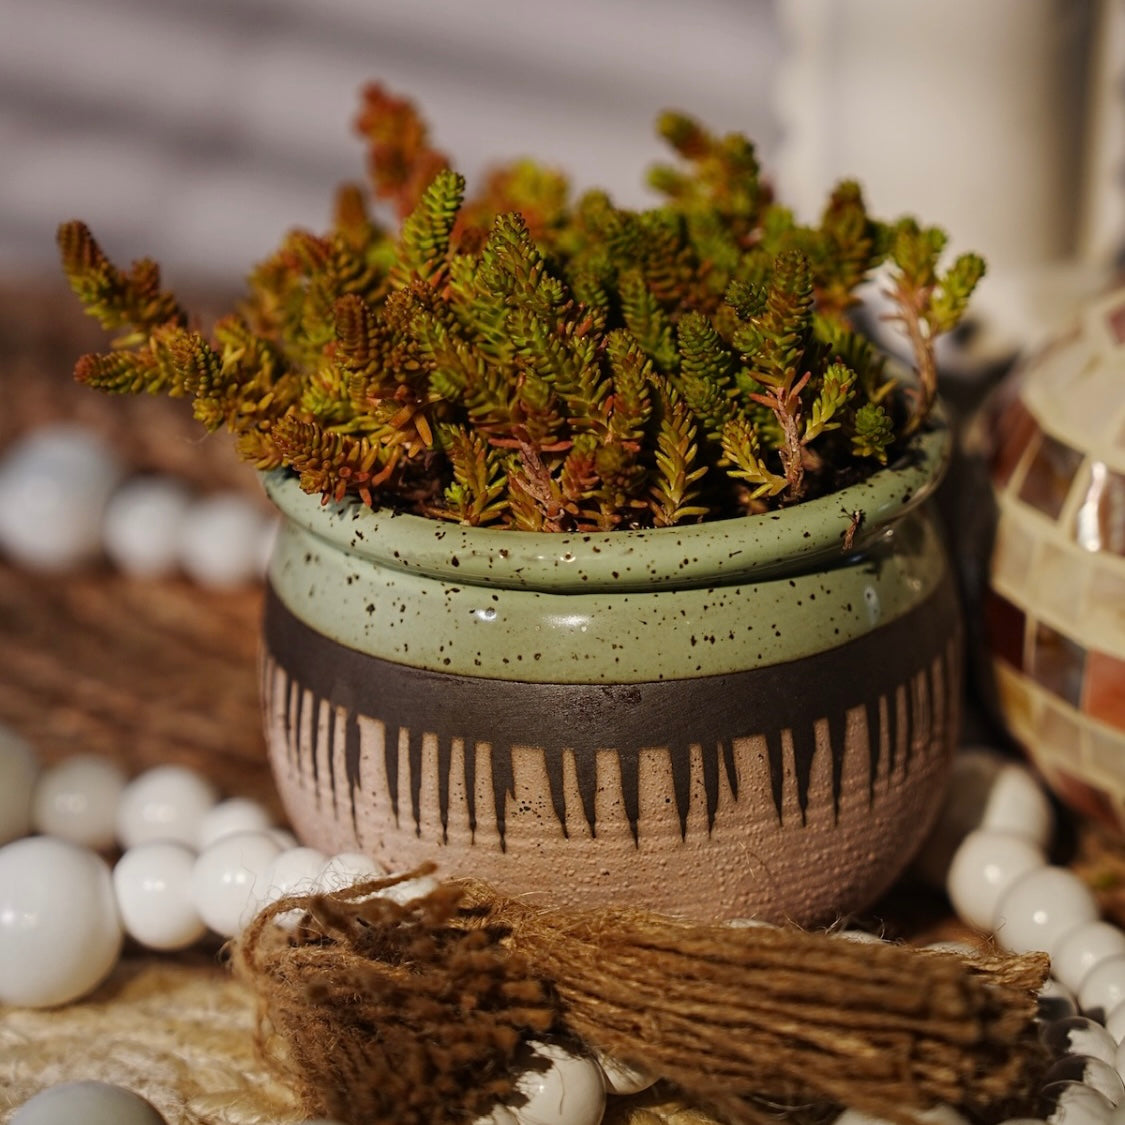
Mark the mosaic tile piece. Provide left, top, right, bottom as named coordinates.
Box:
left=1018, top=433, right=1084, bottom=519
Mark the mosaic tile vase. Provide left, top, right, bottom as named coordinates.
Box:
left=984, top=287, right=1125, bottom=830
left=260, top=416, right=960, bottom=925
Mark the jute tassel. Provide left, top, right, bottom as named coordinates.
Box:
left=231, top=867, right=1049, bottom=1125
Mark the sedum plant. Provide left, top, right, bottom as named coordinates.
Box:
left=58, top=84, right=984, bottom=532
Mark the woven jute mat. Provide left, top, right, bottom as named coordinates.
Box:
left=3, top=283, right=1125, bottom=1124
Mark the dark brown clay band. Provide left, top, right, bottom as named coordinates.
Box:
left=263, top=575, right=961, bottom=848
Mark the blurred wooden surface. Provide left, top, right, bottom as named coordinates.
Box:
left=0, top=282, right=277, bottom=811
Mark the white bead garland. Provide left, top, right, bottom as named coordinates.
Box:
left=1053, top=924, right=1125, bottom=995
left=101, top=476, right=193, bottom=579
left=1041, top=1055, right=1125, bottom=1106
left=1039, top=978, right=1079, bottom=1022
left=9, top=1079, right=168, bottom=1125
left=190, top=829, right=284, bottom=938
left=31, top=753, right=127, bottom=850
left=511, top=1040, right=607, bottom=1125
left=317, top=849, right=386, bottom=891
left=0, top=423, right=278, bottom=589
left=472, top=1108, right=520, bottom=1125
left=1041, top=1016, right=1119, bottom=1066
left=1036, top=1081, right=1116, bottom=1122
left=0, top=836, right=122, bottom=1008
left=0, top=424, right=124, bottom=572
left=1079, top=956, right=1125, bottom=1024
left=835, top=1108, right=968, bottom=1125
left=11, top=723, right=1125, bottom=1125
left=1106, top=1003, right=1125, bottom=1044
left=946, top=828, right=1045, bottom=931
left=113, top=840, right=207, bottom=951
left=196, top=796, right=274, bottom=849
left=116, top=764, right=219, bottom=850
left=378, top=872, right=441, bottom=904
left=176, top=493, right=273, bottom=590
left=260, top=845, right=330, bottom=905
left=0, top=732, right=666, bottom=1125
left=928, top=749, right=1125, bottom=1125
left=993, top=867, right=1100, bottom=956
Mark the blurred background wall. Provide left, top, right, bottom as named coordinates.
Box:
left=0, top=0, right=1120, bottom=354
left=0, top=0, right=781, bottom=291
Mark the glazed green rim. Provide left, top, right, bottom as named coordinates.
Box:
left=262, top=411, right=950, bottom=593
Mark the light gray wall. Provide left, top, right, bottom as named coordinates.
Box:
left=0, top=0, right=781, bottom=291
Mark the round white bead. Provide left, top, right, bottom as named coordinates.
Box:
left=0, top=424, right=124, bottom=571
left=317, top=851, right=386, bottom=892
left=0, top=837, right=122, bottom=1007
left=32, top=754, right=127, bottom=849
left=1106, top=1001, right=1125, bottom=1044
left=101, top=476, right=193, bottom=578
left=1052, top=923, right=1125, bottom=994
left=197, top=797, right=273, bottom=849
left=1042, top=1054, right=1125, bottom=1105
left=1042, top=1016, right=1118, bottom=1065
left=258, top=846, right=329, bottom=929
left=116, top=764, right=218, bottom=849
left=946, top=829, right=1045, bottom=931
left=1080, top=955, right=1125, bottom=1023
left=176, top=493, right=270, bottom=590
left=191, top=830, right=283, bottom=937
left=470, top=1108, right=519, bottom=1125
left=379, top=875, right=439, bottom=905
left=977, top=754, right=1055, bottom=845
left=594, top=1051, right=656, bottom=1095
left=910, top=1108, right=970, bottom=1125
left=0, top=724, right=39, bottom=845
left=260, top=846, right=329, bottom=906
left=834, top=1109, right=967, bottom=1125
left=1037, top=1080, right=1115, bottom=1122
left=512, top=1041, right=605, bottom=1125
left=10, top=1080, right=167, bottom=1124
left=113, top=841, right=206, bottom=951
left=1039, top=978, right=1080, bottom=1023
left=994, top=867, right=1099, bottom=954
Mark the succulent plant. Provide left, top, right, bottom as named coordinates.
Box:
left=58, top=83, right=984, bottom=531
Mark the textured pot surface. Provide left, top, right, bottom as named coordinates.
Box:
left=261, top=420, right=960, bottom=924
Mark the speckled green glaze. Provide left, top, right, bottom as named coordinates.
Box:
left=260, top=416, right=963, bottom=923
left=263, top=418, right=950, bottom=683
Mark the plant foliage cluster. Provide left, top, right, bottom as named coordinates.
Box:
left=59, top=84, right=984, bottom=531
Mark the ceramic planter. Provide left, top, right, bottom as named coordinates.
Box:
left=261, top=417, right=960, bottom=925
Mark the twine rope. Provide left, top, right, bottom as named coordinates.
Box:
left=233, top=867, right=1049, bottom=1125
